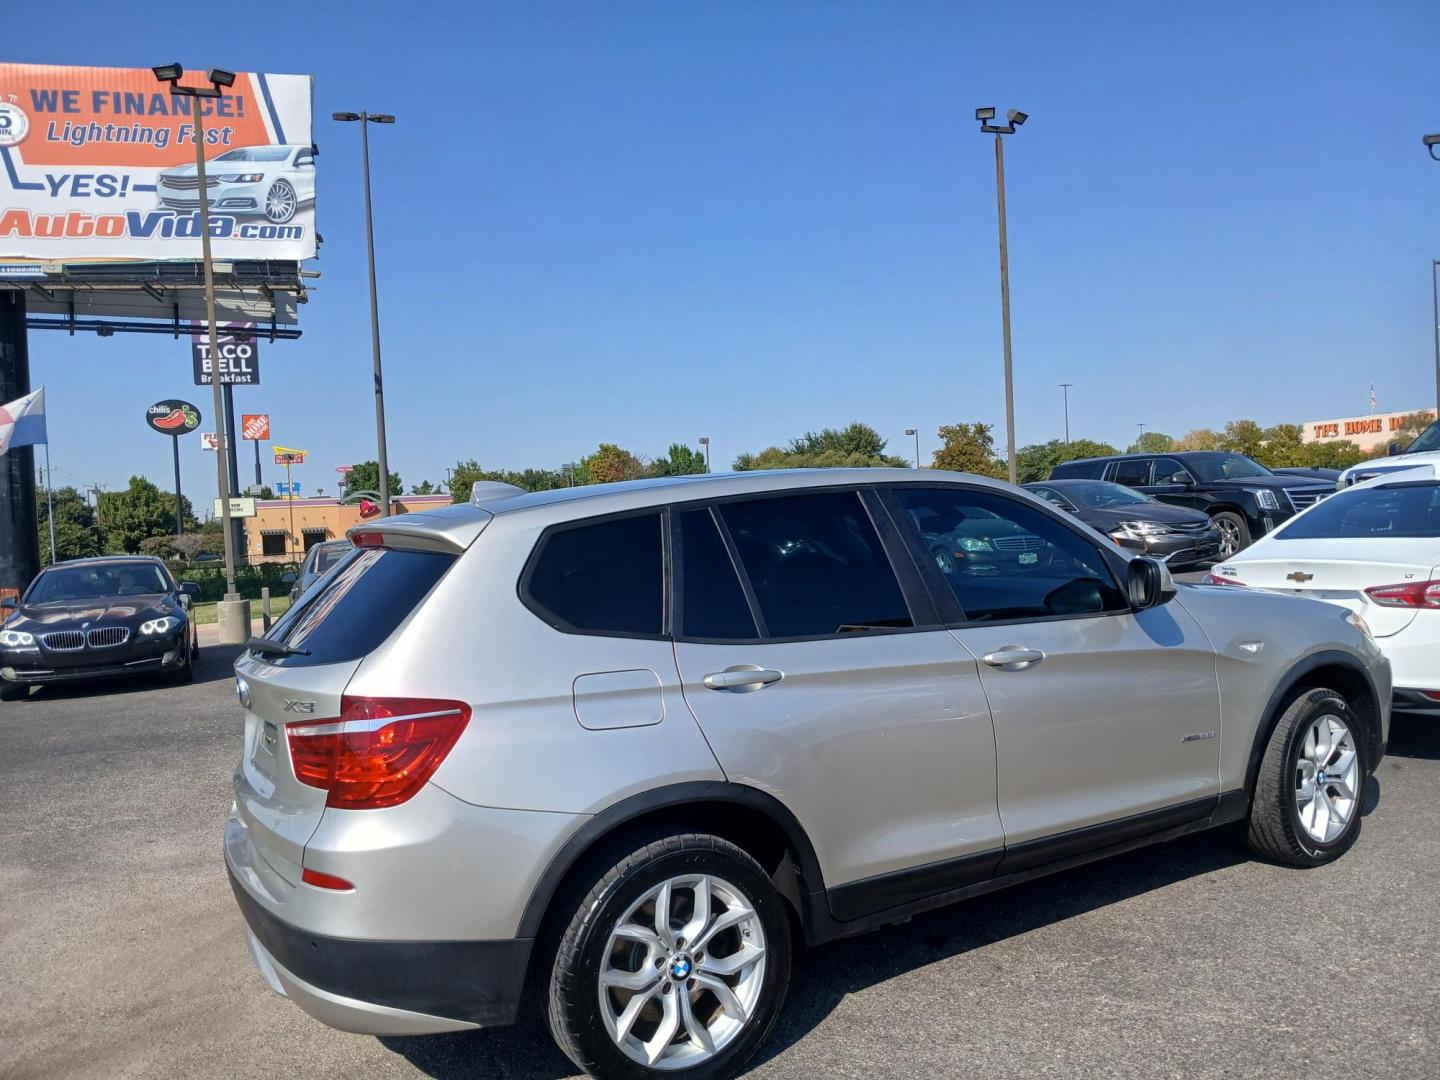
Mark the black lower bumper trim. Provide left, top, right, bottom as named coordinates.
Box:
left=1392, top=688, right=1440, bottom=716
left=227, top=867, right=531, bottom=1027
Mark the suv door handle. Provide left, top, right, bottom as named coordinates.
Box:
left=702, top=667, right=784, bottom=692
left=981, top=647, right=1045, bottom=669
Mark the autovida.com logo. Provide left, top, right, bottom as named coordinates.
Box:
left=0, top=208, right=304, bottom=241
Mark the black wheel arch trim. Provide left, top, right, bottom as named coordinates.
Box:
left=1245, top=649, right=1383, bottom=797
left=515, top=780, right=828, bottom=941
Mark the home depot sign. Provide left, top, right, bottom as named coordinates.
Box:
left=1302, top=408, right=1435, bottom=451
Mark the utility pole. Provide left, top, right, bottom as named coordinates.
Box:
left=1059, top=383, right=1073, bottom=444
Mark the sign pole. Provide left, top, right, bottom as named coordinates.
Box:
left=285, top=458, right=296, bottom=556
left=171, top=433, right=183, bottom=539
left=43, top=441, right=56, bottom=564
left=254, top=438, right=262, bottom=487
left=222, top=382, right=244, bottom=561
left=191, top=95, right=240, bottom=609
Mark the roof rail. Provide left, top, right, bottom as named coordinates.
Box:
left=470, top=480, right=526, bottom=506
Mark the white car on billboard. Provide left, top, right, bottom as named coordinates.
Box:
left=1206, top=463, right=1440, bottom=715
left=156, top=144, right=315, bottom=224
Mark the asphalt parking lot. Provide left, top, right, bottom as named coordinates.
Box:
left=3, top=644, right=1439, bottom=1080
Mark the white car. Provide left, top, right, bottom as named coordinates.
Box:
left=1207, top=463, right=1440, bottom=714
left=1337, top=420, right=1440, bottom=487
left=156, top=144, right=315, bottom=224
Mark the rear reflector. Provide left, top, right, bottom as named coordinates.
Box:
left=1363, top=580, right=1440, bottom=608
left=301, top=867, right=355, bottom=891
left=286, top=696, right=471, bottom=810
left=1202, top=573, right=1246, bottom=586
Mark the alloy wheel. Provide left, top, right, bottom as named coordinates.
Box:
left=1295, top=713, right=1359, bottom=844
left=265, top=181, right=297, bottom=223
left=1216, top=518, right=1242, bottom=557
left=598, top=874, right=767, bottom=1070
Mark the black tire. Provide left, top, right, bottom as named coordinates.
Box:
left=1247, top=688, right=1366, bottom=867
left=1211, top=511, right=1251, bottom=557
left=547, top=834, right=792, bottom=1080
left=170, top=641, right=195, bottom=684
left=0, top=680, right=29, bottom=702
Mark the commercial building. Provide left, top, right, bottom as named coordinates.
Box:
left=1301, top=408, right=1434, bottom=452
left=244, top=494, right=452, bottom=563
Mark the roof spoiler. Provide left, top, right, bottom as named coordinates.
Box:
left=471, top=480, right=525, bottom=506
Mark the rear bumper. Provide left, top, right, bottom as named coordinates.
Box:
left=227, top=863, right=531, bottom=1034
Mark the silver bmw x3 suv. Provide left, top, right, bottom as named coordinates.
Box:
left=226, top=468, right=1389, bottom=1079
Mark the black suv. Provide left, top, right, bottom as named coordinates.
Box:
left=1048, top=451, right=1334, bottom=556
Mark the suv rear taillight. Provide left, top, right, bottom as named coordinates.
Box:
left=1363, top=580, right=1440, bottom=608
left=286, top=696, right=471, bottom=809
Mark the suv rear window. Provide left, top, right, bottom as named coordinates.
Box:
left=262, top=546, right=456, bottom=666
left=524, top=513, right=664, bottom=636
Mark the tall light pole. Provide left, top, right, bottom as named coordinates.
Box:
left=976, top=107, right=1028, bottom=484
left=1137, top=422, right=1146, bottom=448
left=1432, top=259, right=1439, bottom=417
left=333, top=110, right=395, bottom=517
left=905, top=428, right=920, bottom=468
left=698, top=436, right=711, bottom=472
left=153, top=63, right=247, bottom=642
left=1058, top=383, right=1073, bottom=444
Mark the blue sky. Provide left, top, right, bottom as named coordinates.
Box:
left=11, top=0, right=1440, bottom=504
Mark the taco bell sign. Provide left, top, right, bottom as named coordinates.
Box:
left=192, top=323, right=260, bottom=386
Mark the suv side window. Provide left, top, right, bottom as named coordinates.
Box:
left=1152, top=457, right=1192, bottom=485
left=1112, top=458, right=1151, bottom=487
left=677, top=508, right=759, bottom=639
left=891, top=487, right=1128, bottom=623
left=524, top=512, right=664, bottom=636
left=717, top=491, right=913, bottom=638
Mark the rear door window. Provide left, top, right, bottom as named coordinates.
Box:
left=717, top=491, right=913, bottom=637
left=1112, top=459, right=1151, bottom=487
left=263, top=546, right=456, bottom=666
left=1152, top=457, right=1192, bottom=485
left=524, top=512, right=665, bottom=636
left=677, top=508, right=758, bottom=639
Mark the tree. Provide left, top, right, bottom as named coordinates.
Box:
left=36, top=486, right=101, bottom=566
left=1015, top=438, right=1120, bottom=484
left=649, top=443, right=708, bottom=477
left=411, top=480, right=436, bottom=495
left=448, top=459, right=568, bottom=503
left=342, top=461, right=403, bottom=499
left=1394, top=411, right=1434, bottom=440
left=96, top=476, right=177, bottom=554
left=583, top=443, right=650, bottom=484
left=1127, top=431, right=1174, bottom=454
left=257, top=484, right=275, bottom=500
left=1300, top=439, right=1368, bottom=470
left=1221, top=419, right=1266, bottom=459
left=1254, top=423, right=1305, bottom=468
left=931, top=422, right=1006, bottom=478
left=732, top=423, right=909, bottom=470
left=1173, top=428, right=1224, bottom=451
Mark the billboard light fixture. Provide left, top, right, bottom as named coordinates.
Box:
left=1425, top=133, right=1440, bottom=161
left=207, top=68, right=236, bottom=88
left=975, top=107, right=996, bottom=121
left=152, top=63, right=184, bottom=83
left=1008, top=109, right=1028, bottom=126
left=369, top=114, right=396, bottom=124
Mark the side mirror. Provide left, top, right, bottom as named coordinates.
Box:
left=1388, top=442, right=1403, bottom=457
left=280, top=572, right=297, bottom=585
left=1127, top=556, right=1175, bottom=610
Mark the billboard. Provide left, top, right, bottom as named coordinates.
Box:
left=0, top=63, right=314, bottom=260
left=240, top=413, right=270, bottom=441
left=192, top=323, right=260, bottom=385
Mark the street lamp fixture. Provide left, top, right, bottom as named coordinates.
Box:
left=904, top=428, right=920, bottom=469
left=333, top=110, right=397, bottom=516
left=975, top=105, right=1028, bottom=483
left=154, top=60, right=245, bottom=641
left=1425, top=133, right=1440, bottom=162
left=697, top=436, right=711, bottom=472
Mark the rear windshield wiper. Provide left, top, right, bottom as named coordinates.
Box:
left=245, top=636, right=310, bottom=658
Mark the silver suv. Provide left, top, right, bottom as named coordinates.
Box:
left=226, top=469, right=1390, bottom=1079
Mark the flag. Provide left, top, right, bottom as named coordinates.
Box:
left=1370, top=384, right=1377, bottom=413
left=0, top=387, right=46, bottom=455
